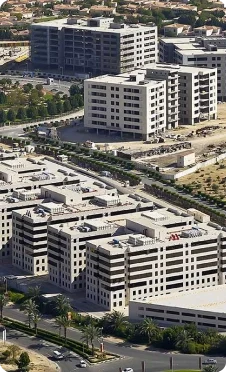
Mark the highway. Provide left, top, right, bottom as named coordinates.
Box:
left=4, top=306, right=226, bottom=372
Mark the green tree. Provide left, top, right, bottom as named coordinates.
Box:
left=35, top=84, right=43, bottom=91
left=102, top=310, right=127, bottom=333
left=70, top=95, right=78, bottom=109
left=81, top=324, right=101, bottom=355
left=63, top=99, right=71, bottom=112
left=56, top=100, right=63, bottom=114
left=47, top=101, right=57, bottom=116
left=27, top=285, right=41, bottom=300
left=17, top=107, right=27, bottom=120
left=69, top=84, right=81, bottom=96
left=29, top=89, right=39, bottom=105
left=176, top=329, right=193, bottom=352
left=16, top=351, right=30, bottom=372
left=0, top=294, right=8, bottom=320
left=38, top=105, right=48, bottom=118
left=23, top=299, right=38, bottom=328
left=0, top=91, right=6, bottom=104
left=202, top=366, right=218, bottom=372
left=139, top=318, right=158, bottom=344
left=55, top=315, right=71, bottom=342
left=32, top=310, right=41, bottom=335
left=55, top=294, right=71, bottom=316
left=0, top=109, right=6, bottom=123
left=26, top=106, right=38, bottom=119
left=7, top=109, right=16, bottom=122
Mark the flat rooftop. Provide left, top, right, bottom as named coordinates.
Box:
left=33, top=17, right=153, bottom=33
left=144, top=63, right=215, bottom=75
left=88, top=69, right=162, bottom=86
left=160, top=37, right=196, bottom=44
left=12, top=194, right=154, bottom=222
left=137, top=285, right=226, bottom=314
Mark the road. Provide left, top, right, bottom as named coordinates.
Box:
left=4, top=306, right=226, bottom=372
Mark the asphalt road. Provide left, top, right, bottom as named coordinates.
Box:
left=4, top=306, right=226, bottom=372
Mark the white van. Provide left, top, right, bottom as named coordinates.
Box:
left=53, top=350, right=64, bottom=360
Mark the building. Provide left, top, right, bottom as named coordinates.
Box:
left=129, top=285, right=226, bottom=332
left=164, top=24, right=192, bottom=37
left=177, top=151, right=195, bottom=167
left=48, top=218, right=124, bottom=292
left=159, top=36, right=226, bottom=101
left=193, top=26, right=221, bottom=37
left=86, top=207, right=226, bottom=310
left=84, top=63, right=217, bottom=132
left=0, top=157, right=82, bottom=263
left=84, top=69, right=166, bottom=139
left=30, top=17, right=157, bottom=76
left=12, top=190, right=154, bottom=276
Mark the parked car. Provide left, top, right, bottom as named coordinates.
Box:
left=122, top=368, right=134, bottom=372
left=203, top=359, right=217, bottom=365
left=80, top=360, right=87, bottom=368
left=53, top=350, right=64, bottom=360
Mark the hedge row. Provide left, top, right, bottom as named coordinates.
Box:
left=3, top=318, right=91, bottom=358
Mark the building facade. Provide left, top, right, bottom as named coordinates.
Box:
left=31, top=17, right=157, bottom=76
left=159, top=36, right=226, bottom=101
left=86, top=208, right=226, bottom=310
left=84, top=70, right=167, bottom=140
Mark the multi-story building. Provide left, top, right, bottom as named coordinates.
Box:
left=86, top=208, right=226, bottom=310
left=0, top=157, right=82, bottom=263
left=84, top=69, right=167, bottom=140
left=30, top=17, right=157, bottom=76
left=48, top=218, right=126, bottom=292
left=12, top=191, right=154, bottom=276
left=159, top=36, right=226, bottom=101
left=84, top=63, right=217, bottom=131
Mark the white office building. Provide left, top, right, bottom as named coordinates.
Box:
left=12, top=189, right=154, bottom=276
left=159, top=36, right=226, bottom=101
left=0, top=157, right=82, bottom=262
left=129, top=285, right=226, bottom=332
left=86, top=208, right=226, bottom=311
left=84, top=70, right=167, bottom=140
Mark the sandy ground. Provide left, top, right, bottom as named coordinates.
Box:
left=177, top=159, right=226, bottom=200
left=0, top=341, right=57, bottom=372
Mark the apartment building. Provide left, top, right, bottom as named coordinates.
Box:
left=84, top=70, right=166, bottom=140
left=0, top=157, right=82, bottom=262
left=84, top=63, right=217, bottom=131
left=12, top=191, right=154, bottom=276
left=86, top=208, right=226, bottom=310
left=30, top=17, right=157, bottom=76
left=159, top=36, right=226, bottom=100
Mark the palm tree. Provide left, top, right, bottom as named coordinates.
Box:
left=139, top=318, right=158, bottom=344
left=55, top=295, right=71, bottom=316
left=103, top=310, right=127, bottom=332
left=55, top=315, right=71, bottom=343
left=32, top=310, right=41, bottom=335
left=81, top=324, right=101, bottom=355
left=0, top=294, right=8, bottom=320
left=27, top=285, right=41, bottom=300
left=23, top=299, right=38, bottom=328
left=176, top=329, right=193, bottom=352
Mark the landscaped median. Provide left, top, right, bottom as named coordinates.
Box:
left=3, top=317, right=119, bottom=364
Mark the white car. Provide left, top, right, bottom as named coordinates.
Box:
left=80, top=360, right=87, bottom=368
left=122, top=368, right=134, bottom=372
left=53, top=350, right=64, bottom=360
left=203, top=359, right=217, bottom=365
